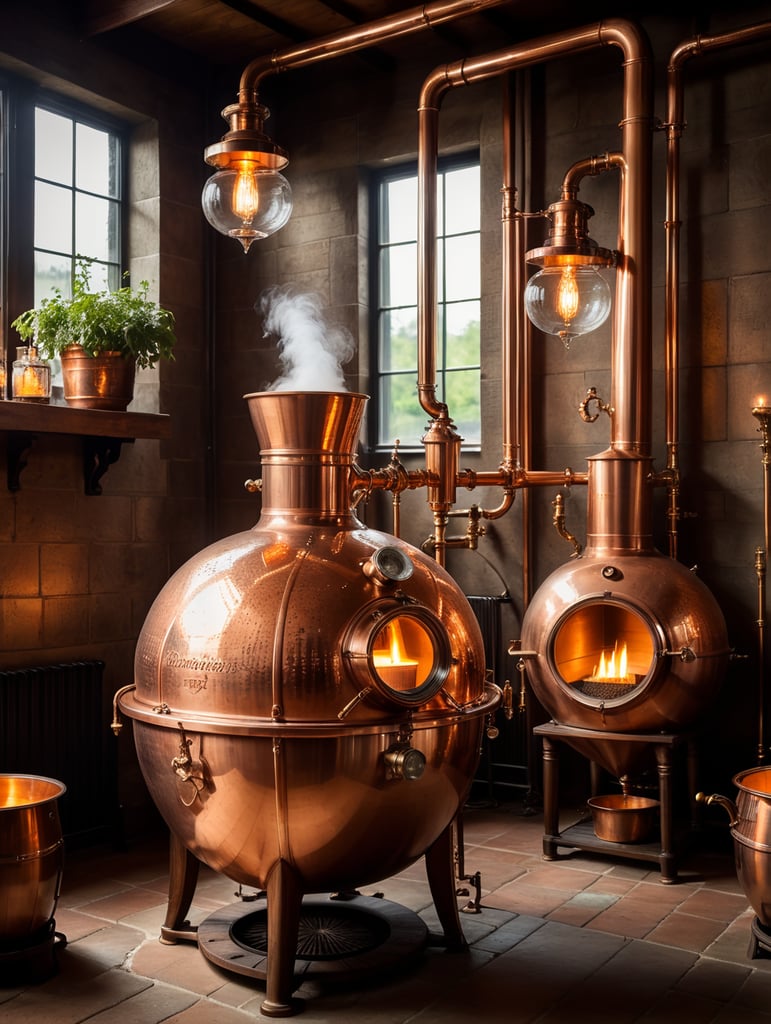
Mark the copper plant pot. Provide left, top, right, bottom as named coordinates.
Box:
left=587, top=793, right=660, bottom=843
left=0, top=775, right=66, bottom=947
left=61, top=344, right=136, bottom=410
left=698, top=767, right=771, bottom=927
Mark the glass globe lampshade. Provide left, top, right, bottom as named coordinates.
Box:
left=524, top=264, right=612, bottom=349
left=202, top=166, right=293, bottom=253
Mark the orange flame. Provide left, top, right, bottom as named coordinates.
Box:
left=591, top=641, right=631, bottom=682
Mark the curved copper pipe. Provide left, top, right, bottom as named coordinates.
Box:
left=664, top=20, right=771, bottom=558
left=438, top=75, right=521, bottom=539
left=561, top=151, right=620, bottom=197
left=418, top=20, right=651, bottom=438
left=236, top=0, right=515, bottom=101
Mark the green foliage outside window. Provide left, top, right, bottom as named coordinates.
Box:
left=375, top=158, right=481, bottom=449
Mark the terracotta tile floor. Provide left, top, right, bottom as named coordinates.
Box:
left=3, top=800, right=771, bottom=1023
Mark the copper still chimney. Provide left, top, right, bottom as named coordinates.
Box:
left=118, top=389, right=499, bottom=1015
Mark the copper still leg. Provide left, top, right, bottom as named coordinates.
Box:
left=261, top=859, right=304, bottom=1018
left=160, top=832, right=200, bottom=944
left=424, top=819, right=467, bottom=951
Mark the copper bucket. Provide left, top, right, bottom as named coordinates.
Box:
left=587, top=793, right=660, bottom=843
left=698, top=766, right=771, bottom=928
left=0, top=774, right=66, bottom=981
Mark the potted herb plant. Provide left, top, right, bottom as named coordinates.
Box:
left=11, top=258, right=176, bottom=410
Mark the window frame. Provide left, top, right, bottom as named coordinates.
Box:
left=2, top=76, right=129, bottom=378
left=369, top=150, right=482, bottom=454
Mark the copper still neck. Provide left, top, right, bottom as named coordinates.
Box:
left=245, top=390, right=367, bottom=522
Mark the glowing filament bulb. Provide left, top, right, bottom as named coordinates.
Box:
left=232, top=164, right=260, bottom=225
left=557, top=266, right=579, bottom=325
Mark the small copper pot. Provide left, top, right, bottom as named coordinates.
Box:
left=587, top=793, right=660, bottom=843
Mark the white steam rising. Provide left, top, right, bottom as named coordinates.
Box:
left=259, top=286, right=355, bottom=392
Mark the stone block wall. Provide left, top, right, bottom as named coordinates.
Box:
left=0, top=4, right=211, bottom=835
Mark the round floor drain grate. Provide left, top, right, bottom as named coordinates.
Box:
left=232, top=902, right=390, bottom=961
left=198, top=893, right=428, bottom=982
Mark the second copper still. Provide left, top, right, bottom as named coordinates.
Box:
left=118, top=389, right=499, bottom=1015
left=520, top=450, right=731, bottom=778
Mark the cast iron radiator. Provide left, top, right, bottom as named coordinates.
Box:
left=0, top=660, right=120, bottom=844
left=466, top=594, right=530, bottom=801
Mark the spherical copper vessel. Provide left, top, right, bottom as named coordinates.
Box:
left=119, top=391, right=498, bottom=1013
left=521, top=549, right=729, bottom=734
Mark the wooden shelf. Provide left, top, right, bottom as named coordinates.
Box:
left=0, top=399, right=171, bottom=494
left=543, top=815, right=689, bottom=871
left=0, top=399, right=171, bottom=439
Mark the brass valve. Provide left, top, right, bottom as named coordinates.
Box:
left=171, top=723, right=209, bottom=806
left=502, top=680, right=514, bottom=720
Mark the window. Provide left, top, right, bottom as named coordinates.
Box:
left=1, top=82, right=126, bottom=349
left=1, top=81, right=126, bottom=397
left=372, top=155, right=481, bottom=450
left=33, top=103, right=123, bottom=301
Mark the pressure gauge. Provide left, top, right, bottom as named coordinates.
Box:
left=363, top=546, right=414, bottom=584
left=384, top=743, right=426, bottom=781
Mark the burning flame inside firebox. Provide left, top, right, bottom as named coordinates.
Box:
left=553, top=600, right=656, bottom=702
left=587, top=641, right=636, bottom=686
left=371, top=617, right=436, bottom=693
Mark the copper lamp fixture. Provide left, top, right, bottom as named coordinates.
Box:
left=524, top=192, right=614, bottom=348
left=201, top=99, right=292, bottom=252
left=200, top=0, right=518, bottom=254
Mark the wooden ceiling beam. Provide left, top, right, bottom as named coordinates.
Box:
left=217, top=0, right=313, bottom=42
left=81, top=0, right=180, bottom=37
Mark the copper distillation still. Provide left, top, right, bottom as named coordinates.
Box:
left=116, top=388, right=500, bottom=1016
left=111, top=3, right=771, bottom=1014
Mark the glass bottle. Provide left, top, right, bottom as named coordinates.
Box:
left=12, top=345, right=51, bottom=403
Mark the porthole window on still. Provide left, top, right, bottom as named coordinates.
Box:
left=552, top=599, right=657, bottom=705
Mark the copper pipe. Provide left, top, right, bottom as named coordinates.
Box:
left=561, top=151, right=620, bottom=195
left=756, top=546, right=767, bottom=765
left=436, top=80, right=520, bottom=541
left=417, top=21, right=652, bottom=559
left=517, top=71, right=534, bottom=608
left=236, top=0, right=515, bottom=100
left=664, top=21, right=771, bottom=560
left=502, top=74, right=519, bottom=475
left=753, top=404, right=771, bottom=764
left=417, top=21, right=612, bottom=425
left=457, top=468, right=587, bottom=489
